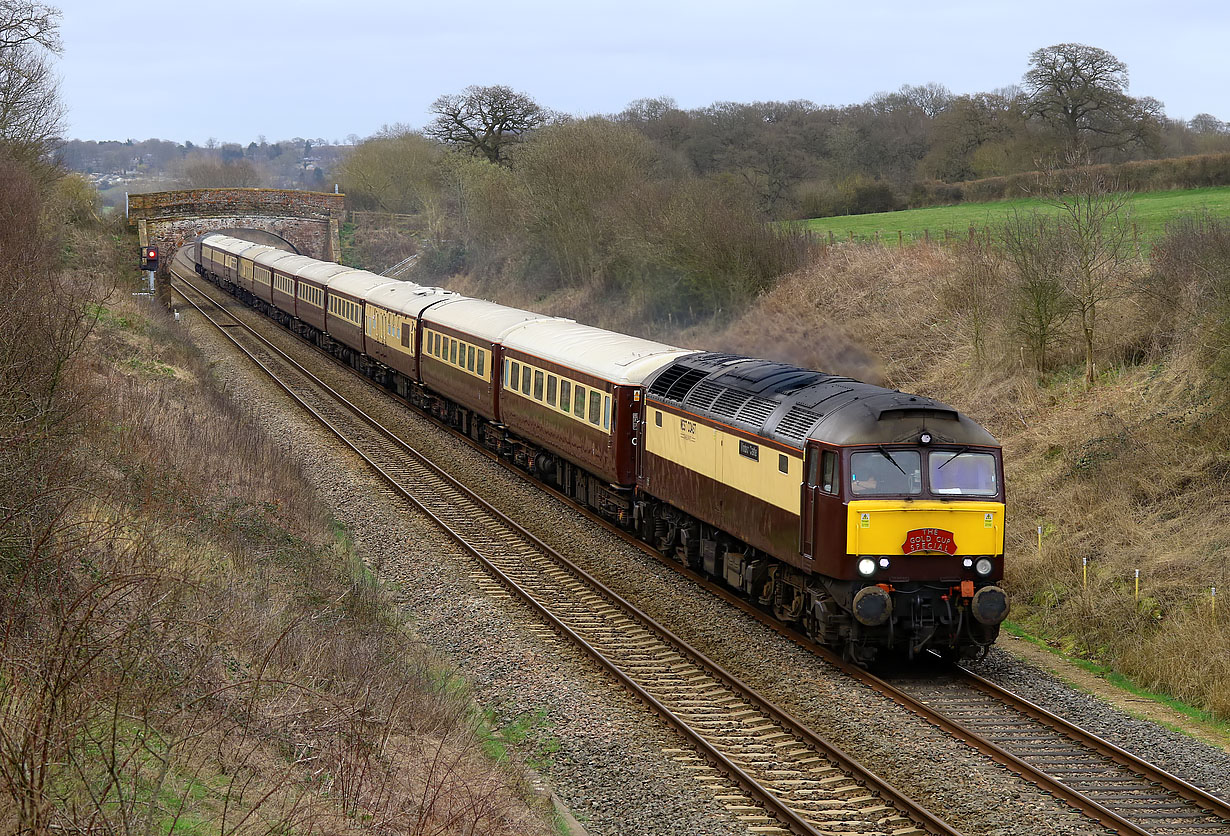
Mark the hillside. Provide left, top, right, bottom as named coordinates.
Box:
left=445, top=205, right=1230, bottom=721
left=0, top=193, right=554, bottom=834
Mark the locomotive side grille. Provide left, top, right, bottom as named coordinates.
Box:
left=776, top=405, right=824, bottom=443
left=684, top=380, right=724, bottom=410
left=736, top=396, right=778, bottom=427
left=711, top=389, right=752, bottom=420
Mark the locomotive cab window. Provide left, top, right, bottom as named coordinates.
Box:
left=821, top=450, right=838, bottom=493
left=850, top=450, right=921, bottom=496
left=929, top=451, right=998, bottom=496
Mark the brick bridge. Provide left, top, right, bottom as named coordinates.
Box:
left=127, top=188, right=346, bottom=269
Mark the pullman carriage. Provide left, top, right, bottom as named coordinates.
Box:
left=290, top=261, right=357, bottom=335
left=262, top=253, right=317, bottom=317
left=198, top=234, right=251, bottom=288
left=362, top=283, right=457, bottom=386
left=500, top=320, right=695, bottom=516
left=323, top=272, right=401, bottom=359
left=419, top=299, right=551, bottom=426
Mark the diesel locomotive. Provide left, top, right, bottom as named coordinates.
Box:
left=193, top=232, right=1008, bottom=663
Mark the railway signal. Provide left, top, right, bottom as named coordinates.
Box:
left=140, top=245, right=159, bottom=271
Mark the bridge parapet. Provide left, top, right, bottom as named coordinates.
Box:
left=128, top=188, right=345, bottom=264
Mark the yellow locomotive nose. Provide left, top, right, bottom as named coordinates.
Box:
left=847, top=500, right=1004, bottom=561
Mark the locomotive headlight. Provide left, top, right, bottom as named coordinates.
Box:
left=962, top=558, right=974, bottom=568
left=878, top=557, right=890, bottom=569
left=920, top=432, right=932, bottom=445
left=975, top=557, right=994, bottom=576
left=857, top=558, right=877, bottom=577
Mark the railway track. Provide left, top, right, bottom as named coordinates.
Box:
left=168, top=259, right=1230, bottom=836
left=169, top=267, right=959, bottom=836
left=884, top=665, right=1230, bottom=836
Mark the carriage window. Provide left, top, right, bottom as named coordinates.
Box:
left=476, top=350, right=485, bottom=377
left=510, top=361, right=520, bottom=386
left=450, top=340, right=458, bottom=365
left=521, top=366, right=531, bottom=395
left=533, top=370, right=544, bottom=400
left=546, top=375, right=557, bottom=406
left=588, top=390, right=601, bottom=425
left=467, top=345, right=475, bottom=372
left=574, top=386, right=585, bottom=418
left=401, top=325, right=410, bottom=348
left=850, top=450, right=922, bottom=496
left=560, top=380, right=571, bottom=412
left=603, top=395, right=611, bottom=430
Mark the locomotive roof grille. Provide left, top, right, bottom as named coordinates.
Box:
left=775, top=405, right=825, bottom=443
left=711, top=388, right=752, bottom=420
left=738, top=396, right=778, bottom=426
left=651, top=366, right=709, bottom=401
left=684, top=380, right=724, bottom=410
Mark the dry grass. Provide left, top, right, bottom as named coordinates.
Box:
left=2, top=204, right=553, bottom=833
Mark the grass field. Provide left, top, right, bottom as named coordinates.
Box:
left=800, top=186, right=1230, bottom=246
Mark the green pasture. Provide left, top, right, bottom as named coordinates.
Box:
left=800, top=186, right=1230, bottom=247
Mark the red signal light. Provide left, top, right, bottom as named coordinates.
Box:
left=148, top=248, right=157, bottom=259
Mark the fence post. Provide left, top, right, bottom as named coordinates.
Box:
left=898, top=230, right=903, bottom=246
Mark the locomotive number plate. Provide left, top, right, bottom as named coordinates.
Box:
left=902, top=528, right=957, bottom=555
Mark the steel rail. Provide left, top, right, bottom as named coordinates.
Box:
left=170, top=267, right=961, bottom=836
left=171, top=256, right=1230, bottom=835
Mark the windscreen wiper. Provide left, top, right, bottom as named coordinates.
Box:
left=936, top=446, right=968, bottom=469
left=877, top=445, right=908, bottom=476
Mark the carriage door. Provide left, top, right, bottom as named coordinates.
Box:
left=800, top=443, right=820, bottom=559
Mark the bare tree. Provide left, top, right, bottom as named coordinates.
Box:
left=0, top=1, right=63, bottom=164
left=1023, top=42, right=1162, bottom=155
left=1003, top=211, right=1072, bottom=376
left=1045, top=156, right=1134, bottom=385
left=425, top=84, right=547, bottom=166
left=0, top=1, right=60, bottom=52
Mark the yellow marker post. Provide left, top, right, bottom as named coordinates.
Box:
left=1082, top=557, right=1088, bottom=589
left=1037, top=525, right=1042, bottom=561
left=1135, top=568, right=1140, bottom=601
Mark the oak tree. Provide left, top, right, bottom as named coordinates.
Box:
left=425, top=85, right=547, bottom=166
left=1023, top=43, right=1161, bottom=154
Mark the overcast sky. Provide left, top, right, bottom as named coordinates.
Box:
left=52, top=0, right=1228, bottom=145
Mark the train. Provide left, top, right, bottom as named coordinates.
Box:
left=192, top=232, right=1009, bottom=664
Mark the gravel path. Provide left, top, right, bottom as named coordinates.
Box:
left=168, top=281, right=1230, bottom=836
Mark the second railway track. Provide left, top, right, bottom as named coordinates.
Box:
left=169, top=258, right=1230, bottom=836
left=170, top=267, right=958, bottom=836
